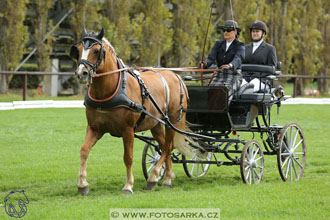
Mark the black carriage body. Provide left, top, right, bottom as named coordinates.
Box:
left=186, top=86, right=230, bottom=132
left=186, top=85, right=262, bottom=133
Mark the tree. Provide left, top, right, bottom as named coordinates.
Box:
left=169, top=0, right=212, bottom=67
left=0, top=0, right=28, bottom=93
left=293, top=0, right=322, bottom=95
left=101, top=0, right=137, bottom=62
left=318, top=0, right=330, bottom=94
left=132, top=0, right=173, bottom=66
left=70, top=0, right=101, bottom=41
left=29, top=0, right=55, bottom=72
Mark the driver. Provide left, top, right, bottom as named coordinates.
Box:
left=200, top=20, right=245, bottom=103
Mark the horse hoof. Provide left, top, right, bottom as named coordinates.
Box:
left=145, top=182, right=157, bottom=190
left=122, top=189, right=133, bottom=194
left=162, top=184, right=172, bottom=188
left=78, top=186, right=89, bottom=196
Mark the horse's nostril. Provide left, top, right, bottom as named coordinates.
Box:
left=83, top=70, right=88, bottom=76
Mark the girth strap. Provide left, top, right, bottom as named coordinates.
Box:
left=133, top=69, right=170, bottom=130
left=148, top=70, right=170, bottom=116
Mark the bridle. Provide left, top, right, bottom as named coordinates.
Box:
left=78, top=35, right=106, bottom=84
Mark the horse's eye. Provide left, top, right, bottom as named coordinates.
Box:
left=94, top=49, right=99, bottom=54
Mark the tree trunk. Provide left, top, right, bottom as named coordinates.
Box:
left=0, top=74, right=9, bottom=93
left=318, top=64, right=329, bottom=94
left=0, top=64, right=9, bottom=93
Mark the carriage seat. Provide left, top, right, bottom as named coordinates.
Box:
left=235, top=83, right=272, bottom=103
left=241, top=64, right=279, bottom=76
left=236, top=64, right=280, bottom=102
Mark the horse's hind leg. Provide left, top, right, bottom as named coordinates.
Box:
left=146, top=124, right=165, bottom=189
left=162, top=127, right=175, bottom=188
left=121, top=129, right=135, bottom=194
left=78, top=126, right=102, bottom=195
left=147, top=125, right=175, bottom=189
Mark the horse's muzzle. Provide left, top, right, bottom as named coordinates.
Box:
left=75, top=65, right=89, bottom=84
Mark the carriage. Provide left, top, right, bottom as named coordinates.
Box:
left=72, top=29, right=306, bottom=195
left=136, top=64, right=306, bottom=184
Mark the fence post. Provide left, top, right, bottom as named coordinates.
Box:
left=23, top=74, right=28, bottom=101
left=293, top=77, right=297, bottom=98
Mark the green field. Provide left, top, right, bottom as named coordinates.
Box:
left=0, top=105, right=329, bottom=219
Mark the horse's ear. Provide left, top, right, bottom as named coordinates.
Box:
left=82, top=25, right=87, bottom=37
left=70, top=45, right=79, bottom=60
left=96, top=28, right=104, bottom=40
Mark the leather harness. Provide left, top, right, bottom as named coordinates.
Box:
left=84, top=57, right=186, bottom=130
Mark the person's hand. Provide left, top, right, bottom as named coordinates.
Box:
left=220, top=63, right=233, bottom=70
left=199, top=61, right=207, bottom=68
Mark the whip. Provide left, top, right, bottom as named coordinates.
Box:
left=200, top=0, right=215, bottom=85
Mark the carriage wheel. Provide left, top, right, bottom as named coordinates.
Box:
left=182, top=151, right=212, bottom=178
left=277, top=123, right=306, bottom=182
left=142, top=142, right=165, bottom=181
left=240, top=140, right=264, bottom=184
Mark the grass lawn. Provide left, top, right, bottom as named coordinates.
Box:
left=0, top=105, right=329, bottom=219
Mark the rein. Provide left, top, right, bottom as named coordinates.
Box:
left=92, top=66, right=225, bottom=82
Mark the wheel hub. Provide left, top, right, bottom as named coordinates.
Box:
left=249, top=160, right=257, bottom=168
left=289, top=149, right=295, bottom=157
left=154, top=154, right=161, bottom=162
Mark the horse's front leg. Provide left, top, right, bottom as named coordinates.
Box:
left=121, top=129, right=135, bottom=194
left=78, top=126, right=102, bottom=195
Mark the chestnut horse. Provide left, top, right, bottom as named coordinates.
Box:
left=70, top=28, right=193, bottom=195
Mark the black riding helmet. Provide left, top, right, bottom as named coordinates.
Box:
left=249, top=20, right=267, bottom=34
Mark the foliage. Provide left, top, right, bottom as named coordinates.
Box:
left=132, top=0, right=173, bottom=66
left=0, top=0, right=28, bottom=92
left=101, top=0, right=136, bottom=62
left=70, top=0, right=101, bottom=41
left=170, top=0, right=212, bottom=67
left=0, top=0, right=329, bottom=94
left=29, top=0, right=55, bottom=72
left=318, top=0, right=330, bottom=94
left=0, top=0, right=28, bottom=71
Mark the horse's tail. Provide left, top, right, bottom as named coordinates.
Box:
left=173, top=116, right=204, bottom=158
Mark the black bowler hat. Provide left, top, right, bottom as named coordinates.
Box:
left=219, top=20, right=241, bottom=32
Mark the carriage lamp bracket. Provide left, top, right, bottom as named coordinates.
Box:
left=277, top=102, right=281, bottom=114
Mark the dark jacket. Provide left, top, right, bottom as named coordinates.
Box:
left=243, top=41, right=277, bottom=66
left=205, top=39, right=245, bottom=71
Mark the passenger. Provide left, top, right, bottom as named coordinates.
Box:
left=242, top=20, right=277, bottom=92
left=200, top=20, right=245, bottom=102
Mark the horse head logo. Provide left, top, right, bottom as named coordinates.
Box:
left=4, top=190, right=29, bottom=218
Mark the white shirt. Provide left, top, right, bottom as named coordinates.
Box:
left=226, top=40, right=234, bottom=51
left=252, top=39, right=264, bottom=53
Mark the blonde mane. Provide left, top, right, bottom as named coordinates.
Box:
left=102, top=37, right=116, bottom=56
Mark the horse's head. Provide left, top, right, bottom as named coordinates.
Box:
left=70, top=27, right=116, bottom=84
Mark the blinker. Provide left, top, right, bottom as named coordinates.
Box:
left=83, top=38, right=102, bottom=50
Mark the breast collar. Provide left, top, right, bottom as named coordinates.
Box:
left=84, top=58, right=144, bottom=112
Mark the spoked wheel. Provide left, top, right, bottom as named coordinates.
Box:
left=277, top=123, right=306, bottom=182
left=142, top=141, right=165, bottom=181
left=240, top=140, right=264, bottom=184
left=182, top=151, right=212, bottom=178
